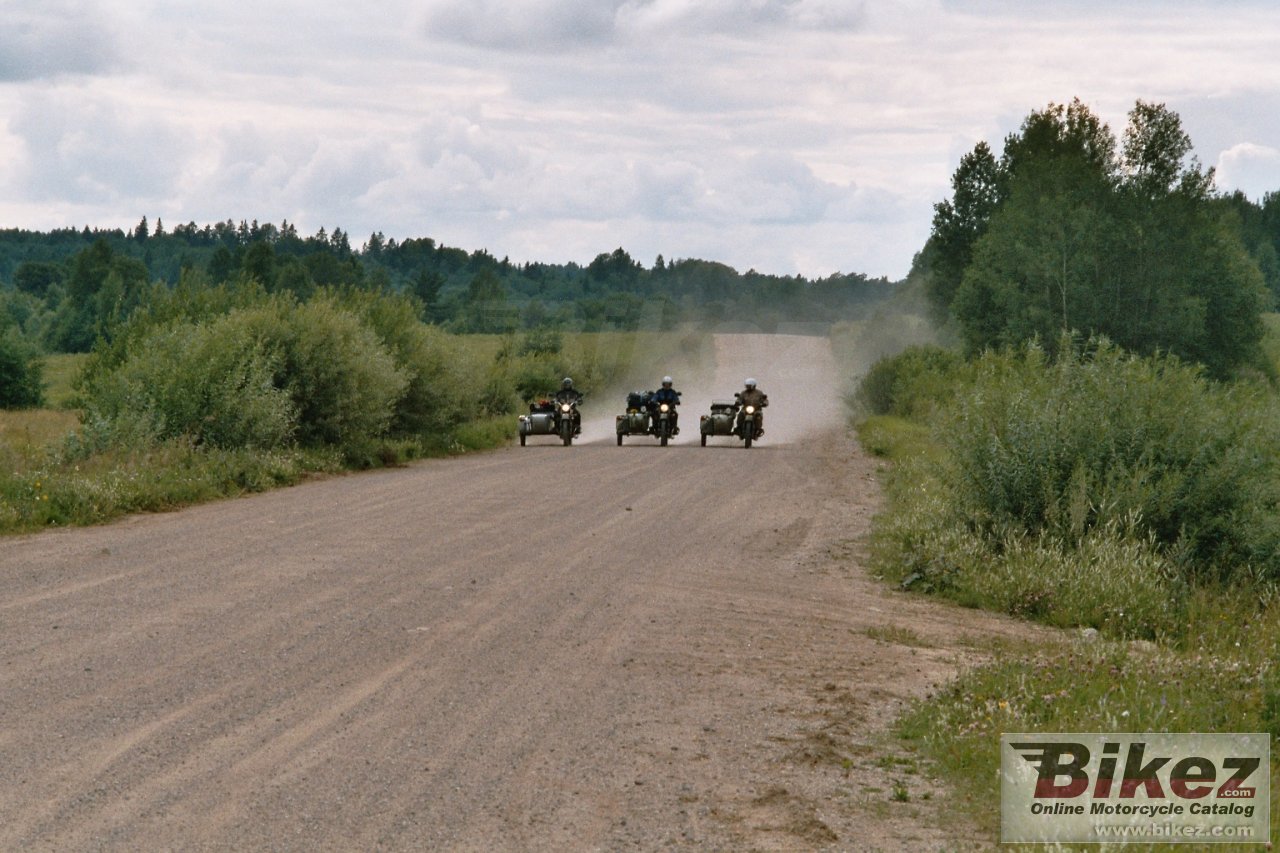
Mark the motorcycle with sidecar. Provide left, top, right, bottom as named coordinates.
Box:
left=519, top=398, right=582, bottom=446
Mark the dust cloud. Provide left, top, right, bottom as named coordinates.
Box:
left=579, top=334, right=845, bottom=446
left=701, top=334, right=845, bottom=445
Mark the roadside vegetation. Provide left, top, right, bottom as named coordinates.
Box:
left=858, top=341, right=1280, bottom=848
left=0, top=277, right=705, bottom=535
left=851, top=98, right=1280, bottom=848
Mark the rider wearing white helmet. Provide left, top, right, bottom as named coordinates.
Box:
left=736, top=377, right=768, bottom=435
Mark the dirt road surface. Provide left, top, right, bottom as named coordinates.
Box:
left=1, top=336, right=1035, bottom=851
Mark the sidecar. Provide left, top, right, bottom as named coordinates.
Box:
left=518, top=401, right=558, bottom=446
left=615, top=391, right=651, bottom=445
left=698, top=401, right=739, bottom=446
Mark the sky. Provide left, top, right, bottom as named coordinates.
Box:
left=2, top=1, right=1279, bottom=280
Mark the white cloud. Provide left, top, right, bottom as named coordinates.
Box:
left=419, top=0, right=868, bottom=51
left=0, top=2, right=123, bottom=81
left=616, top=0, right=866, bottom=37
left=1215, top=143, right=1280, bottom=201
left=2, top=0, right=1279, bottom=278
left=420, top=0, right=627, bottom=51
left=9, top=91, right=186, bottom=203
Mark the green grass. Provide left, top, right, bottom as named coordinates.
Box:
left=854, top=415, right=939, bottom=462
left=0, top=408, right=79, bottom=458
left=0, top=439, right=343, bottom=533
left=41, top=352, right=89, bottom=408
left=1261, top=312, right=1280, bottom=377
left=440, top=415, right=513, bottom=453
left=896, top=622, right=1280, bottom=849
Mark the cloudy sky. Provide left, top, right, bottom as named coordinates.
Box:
left=2, top=1, right=1279, bottom=279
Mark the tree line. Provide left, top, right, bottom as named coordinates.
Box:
left=0, top=219, right=892, bottom=357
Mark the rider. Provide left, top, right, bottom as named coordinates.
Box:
left=553, top=377, right=584, bottom=434
left=649, top=376, right=682, bottom=434
left=735, top=378, right=768, bottom=436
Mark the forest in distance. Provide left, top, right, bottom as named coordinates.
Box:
left=0, top=219, right=893, bottom=353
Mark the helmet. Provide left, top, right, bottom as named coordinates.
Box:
left=744, top=378, right=757, bottom=389
left=662, top=376, right=673, bottom=387
left=562, top=377, right=573, bottom=389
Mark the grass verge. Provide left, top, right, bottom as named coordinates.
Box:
left=0, top=409, right=518, bottom=535
left=856, top=364, right=1280, bottom=849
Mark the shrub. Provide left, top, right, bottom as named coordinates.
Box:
left=943, top=337, right=1280, bottom=582
left=518, top=326, right=563, bottom=356
left=236, top=298, right=408, bottom=450
left=77, top=274, right=274, bottom=390
left=866, top=334, right=1280, bottom=638
left=962, top=521, right=1176, bottom=639
left=0, top=330, right=45, bottom=408
left=854, top=345, right=961, bottom=419
left=80, top=297, right=409, bottom=456
left=509, top=357, right=563, bottom=404
left=79, top=318, right=296, bottom=450
left=334, top=288, right=485, bottom=435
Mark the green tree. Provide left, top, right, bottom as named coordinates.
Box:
left=13, top=261, right=64, bottom=298
left=411, top=269, right=445, bottom=320
left=1122, top=100, right=1204, bottom=198
left=242, top=240, right=275, bottom=287
left=927, top=141, right=1002, bottom=319
left=1001, top=98, right=1117, bottom=183
left=954, top=124, right=1117, bottom=354
left=942, top=99, right=1267, bottom=377
left=274, top=257, right=315, bottom=299
left=48, top=240, right=149, bottom=352
left=208, top=245, right=237, bottom=283
left=462, top=268, right=516, bottom=332
left=587, top=248, right=642, bottom=290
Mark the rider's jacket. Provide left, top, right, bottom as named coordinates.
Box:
left=650, top=387, right=681, bottom=407
left=736, top=388, right=768, bottom=409
left=554, top=388, right=584, bottom=405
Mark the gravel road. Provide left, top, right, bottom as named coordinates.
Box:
left=0, top=336, right=1035, bottom=851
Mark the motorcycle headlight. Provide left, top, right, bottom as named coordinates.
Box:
left=561, top=403, right=571, bottom=413
left=745, top=405, right=755, bottom=414
left=660, top=403, right=670, bottom=412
